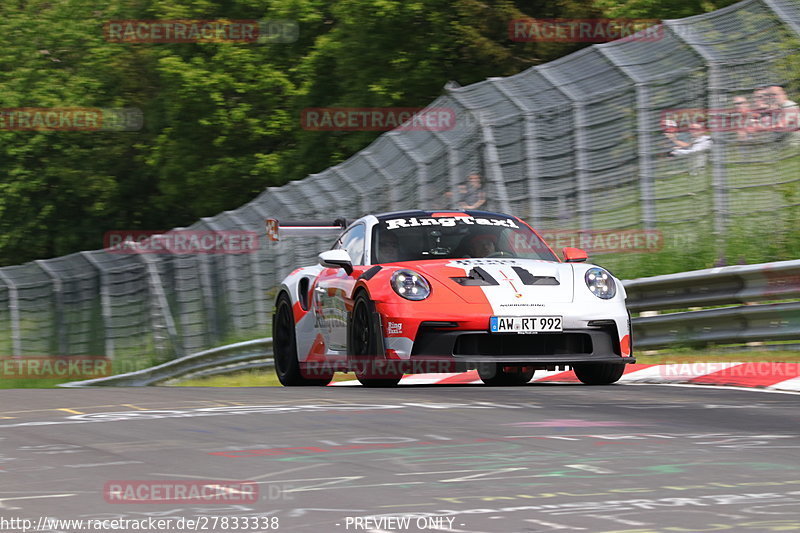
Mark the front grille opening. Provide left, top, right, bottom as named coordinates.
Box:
left=453, top=333, right=593, bottom=356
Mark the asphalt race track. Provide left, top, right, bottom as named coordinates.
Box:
left=1, top=384, right=800, bottom=532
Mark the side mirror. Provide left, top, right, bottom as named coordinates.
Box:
left=562, top=247, right=588, bottom=263
left=318, top=249, right=354, bottom=274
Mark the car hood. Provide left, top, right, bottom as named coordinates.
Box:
left=408, top=258, right=575, bottom=307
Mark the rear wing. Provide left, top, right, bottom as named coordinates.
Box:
left=266, top=218, right=349, bottom=242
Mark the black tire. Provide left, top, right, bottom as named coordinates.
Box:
left=272, top=293, right=332, bottom=386
left=349, top=292, right=402, bottom=387
left=573, top=363, right=625, bottom=385
left=477, top=364, right=535, bottom=386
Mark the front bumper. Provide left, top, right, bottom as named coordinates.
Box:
left=401, top=326, right=634, bottom=370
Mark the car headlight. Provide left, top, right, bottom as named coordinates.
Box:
left=585, top=267, right=616, bottom=299
left=391, top=269, right=431, bottom=301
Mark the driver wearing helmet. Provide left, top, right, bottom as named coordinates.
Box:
left=465, top=233, right=497, bottom=258
left=377, top=231, right=402, bottom=263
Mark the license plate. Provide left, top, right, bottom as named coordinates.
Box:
left=490, top=316, right=562, bottom=333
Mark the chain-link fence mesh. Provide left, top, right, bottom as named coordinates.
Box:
left=0, top=0, right=798, bottom=360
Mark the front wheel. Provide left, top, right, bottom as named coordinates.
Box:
left=478, top=364, right=535, bottom=386
left=272, top=293, right=332, bottom=386
left=573, top=363, right=625, bottom=385
left=349, top=292, right=402, bottom=387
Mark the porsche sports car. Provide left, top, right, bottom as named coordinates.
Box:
left=269, top=210, right=634, bottom=387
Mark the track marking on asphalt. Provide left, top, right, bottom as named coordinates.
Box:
left=396, top=468, right=528, bottom=483
left=120, top=404, right=149, bottom=410
left=64, top=461, right=144, bottom=468
left=249, top=464, right=322, bottom=480
left=56, top=408, right=84, bottom=414
left=378, top=503, right=439, bottom=508
left=566, top=464, right=616, bottom=474
left=0, top=399, right=266, bottom=418
left=149, top=472, right=229, bottom=480
left=0, top=493, right=76, bottom=509
left=265, top=476, right=364, bottom=493
left=524, top=518, right=582, bottom=530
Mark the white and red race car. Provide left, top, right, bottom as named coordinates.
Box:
left=270, top=210, right=633, bottom=387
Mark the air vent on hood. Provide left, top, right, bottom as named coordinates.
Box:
left=512, top=266, right=559, bottom=286
left=450, top=267, right=499, bottom=286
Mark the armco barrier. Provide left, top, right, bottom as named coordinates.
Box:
left=60, top=338, right=272, bottom=387
left=624, top=259, right=800, bottom=349
left=624, top=259, right=800, bottom=311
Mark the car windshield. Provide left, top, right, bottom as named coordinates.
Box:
left=371, top=214, right=558, bottom=263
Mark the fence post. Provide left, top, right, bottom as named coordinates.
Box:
left=490, top=79, right=542, bottom=224
left=537, top=68, right=591, bottom=231
left=595, top=47, right=657, bottom=230
left=34, top=260, right=66, bottom=355
left=763, top=0, right=800, bottom=37
left=480, top=123, right=512, bottom=214
left=389, top=135, right=429, bottom=207
left=665, top=20, right=728, bottom=240
left=136, top=245, right=183, bottom=360
left=362, top=153, right=401, bottom=210
left=80, top=252, right=114, bottom=360
left=0, top=270, right=22, bottom=357
left=201, top=218, right=240, bottom=337
left=227, top=210, right=269, bottom=332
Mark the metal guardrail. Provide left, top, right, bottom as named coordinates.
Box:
left=625, top=259, right=800, bottom=349
left=61, top=260, right=800, bottom=385
left=631, top=301, right=800, bottom=349
left=623, top=259, right=800, bottom=311
left=60, top=338, right=272, bottom=387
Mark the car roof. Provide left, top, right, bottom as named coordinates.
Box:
left=374, top=210, right=517, bottom=220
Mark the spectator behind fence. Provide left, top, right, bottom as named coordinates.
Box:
left=769, top=85, right=800, bottom=144
left=752, top=86, right=773, bottom=127
left=769, top=85, right=799, bottom=111
left=731, top=96, right=757, bottom=140
left=460, top=173, right=486, bottom=210
left=665, top=122, right=712, bottom=175
left=665, top=122, right=712, bottom=155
